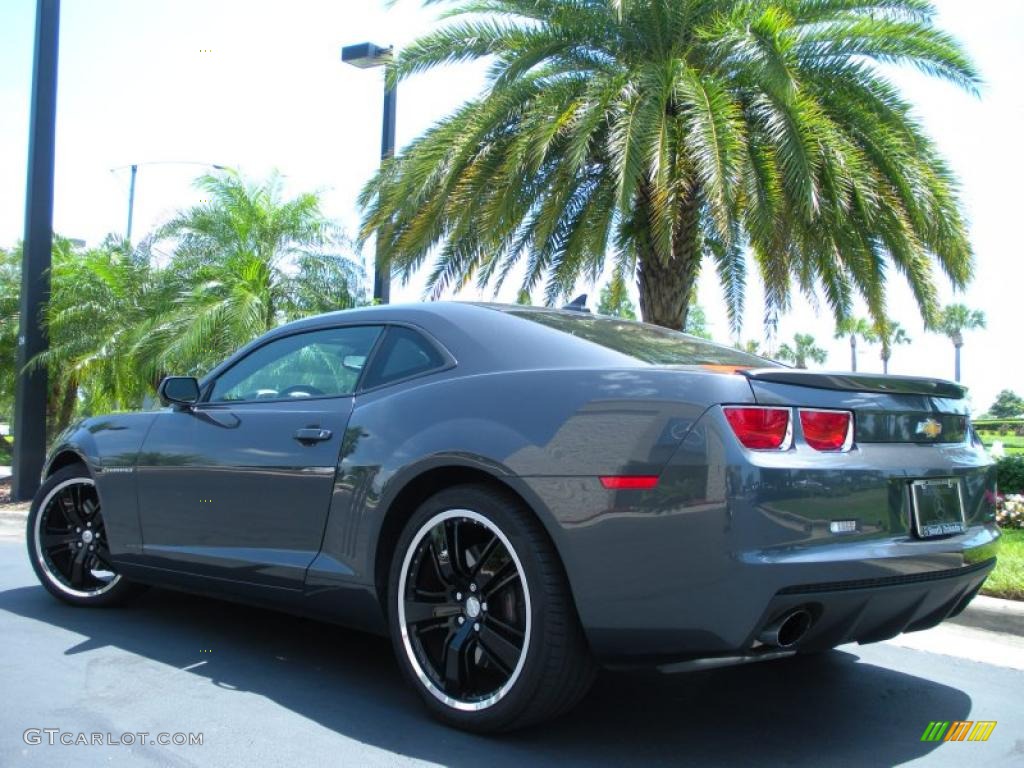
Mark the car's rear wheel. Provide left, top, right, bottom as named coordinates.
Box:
left=27, top=464, right=144, bottom=607
left=388, top=484, right=595, bottom=732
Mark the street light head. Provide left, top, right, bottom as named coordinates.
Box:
left=342, top=42, right=393, bottom=69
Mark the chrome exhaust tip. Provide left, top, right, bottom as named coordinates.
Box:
left=758, top=608, right=812, bottom=649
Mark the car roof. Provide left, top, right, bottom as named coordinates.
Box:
left=204, top=301, right=771, bottom=384
left=203, top=301, right=640, bottom=385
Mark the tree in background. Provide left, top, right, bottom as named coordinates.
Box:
left=684, top=303, right=711, bottom=339
left=140, top=170, right=364, bottom=378
left=0, top=246, right=17, bottom=423
left=776, top=334, right=827, bottom=369
left=38, top=238, right=157, bottom=435
left=987, top=390, right=1024, bottom=419
left=597, top=270, right=637, bottom=319
left=1, top=237, right=156, bottom=438
left=735, top=339, right=761, bottom=355
left=361, top=0, right=977, bottom=335
left=935, top=303, right=986, bottom=382
left=834, top=317, right=874, bottom=372
left=0, top=172, right=365, bottom=439
left=870, top=320, right=911, bottom=374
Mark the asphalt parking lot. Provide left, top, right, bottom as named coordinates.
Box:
left=1, top=533, right=1021, bottom=767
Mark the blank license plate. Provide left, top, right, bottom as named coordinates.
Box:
left=910, top=478, right=966, bottom=538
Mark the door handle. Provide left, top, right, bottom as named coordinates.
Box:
left=293, top=427, right=332, bottom=443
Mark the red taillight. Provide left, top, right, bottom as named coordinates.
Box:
left=799, top=409, right=853, bottom=451
left=723, top=406, right=791, bottom=450
left=599, top=476, right=659, bottom=490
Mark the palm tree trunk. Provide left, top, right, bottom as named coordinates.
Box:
left=636, top=191, right=701, bottom=330
left=954, top=343, right=962, bottom=382
left=47, top=379, right=78, bottom=442
left=850, top=335, right=857, bottom=372
left=882, top=351, right=890, bottom=375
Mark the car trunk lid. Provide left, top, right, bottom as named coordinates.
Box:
left=741, top=369, right=971, bottom=444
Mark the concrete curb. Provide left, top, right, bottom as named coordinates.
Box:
left=951, top=594, right=1024, bottom=636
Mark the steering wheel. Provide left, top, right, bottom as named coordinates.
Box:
left=279, top=384, right=325, bottom=398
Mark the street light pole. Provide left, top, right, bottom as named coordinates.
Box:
left=126, top=163, right=138, bottom=242
left=342, top=41, right=396, bottom=304
left=376, top=75, right=397, bottom=305
left=13, top=0, right=60, bottom=501
left=112, top=161, right=226, bottom=245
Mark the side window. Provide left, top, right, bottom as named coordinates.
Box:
left=361, top=326, right=446, bottom=390
left=208, top=325, right=382, bottom=402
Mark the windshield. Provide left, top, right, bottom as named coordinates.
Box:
left=505, top=309, right=778, bottom=368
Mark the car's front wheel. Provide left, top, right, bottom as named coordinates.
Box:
left=27, top=464, right=143, bottom=607
left=388, top=484, right=595, bottom=732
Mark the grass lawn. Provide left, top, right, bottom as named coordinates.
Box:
left=983, top=529, right=1024, bottom=601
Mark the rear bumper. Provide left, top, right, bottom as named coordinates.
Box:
left=751, top=557, right=994, bottom=651
left=650, top=557, right=994, bottom=673
left=571, top=526, right=999, bottom=664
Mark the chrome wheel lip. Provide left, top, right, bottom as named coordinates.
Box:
left=33, top=477, right=122, bottom=598
left=398, top=508, right=532, bottom=713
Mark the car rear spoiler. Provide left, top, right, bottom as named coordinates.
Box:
left=741, top=369, right=966, bottom=399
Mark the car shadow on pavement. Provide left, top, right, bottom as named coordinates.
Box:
left=0, top=583, right=969, bottom=767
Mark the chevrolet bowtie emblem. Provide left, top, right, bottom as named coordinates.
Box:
left=916, top=418, right=942, bottom=439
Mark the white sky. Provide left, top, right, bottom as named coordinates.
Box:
left=0, top=0, right=1021, bottom=415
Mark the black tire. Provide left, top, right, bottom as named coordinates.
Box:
left=26, top=464, right=145, bottom=607
left=388, top=484, right=596, bottom=733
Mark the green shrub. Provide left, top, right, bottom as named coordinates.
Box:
left=976, top=418, right=1024, bottom=434
left=996, top=455, right=1024, bottom=495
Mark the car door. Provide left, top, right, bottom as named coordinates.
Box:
left=135, top=324, right=383, bottom=589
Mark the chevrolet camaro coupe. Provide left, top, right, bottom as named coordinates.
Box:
left=27, top=301, right=999, bottom=731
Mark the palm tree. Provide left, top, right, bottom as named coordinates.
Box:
left=869, top=320, right=911, bottom=374
left=1, top=174, right=363, bottom=436
left=361, top=0, right=976, bottom=333
left=598, top=269, right=714, bottom=336
left=0, top=246, right=19, bottom=422
left=41, top=238, right=157, bottom=428
left=936, top=303, right=985, bottom=382
left=1, top=237, right=156, bottom=438
left=834, top=317, right=873, bottom=372
left=145, top=170, right=365, bottom=377
left=776, top=333, right=827, bottom=369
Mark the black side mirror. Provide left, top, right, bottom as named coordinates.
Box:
left=158, top=376, right=200, bottom=407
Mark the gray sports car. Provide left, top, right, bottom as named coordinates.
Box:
left=27, top=301, right=999, bottom=732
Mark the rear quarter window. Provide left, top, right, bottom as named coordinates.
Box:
left=362, top=326, right=447, bottom=389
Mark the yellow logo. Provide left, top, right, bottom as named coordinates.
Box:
left=916, top=418, right=942, bottom=439
left=921, top=721, right=997, bottom=742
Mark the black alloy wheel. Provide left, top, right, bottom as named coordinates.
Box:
left=27, top=464, right=143, bottom=606
left=388, top=484, right=595, bottom=732
left=398, top=507, right=531, bottom=709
